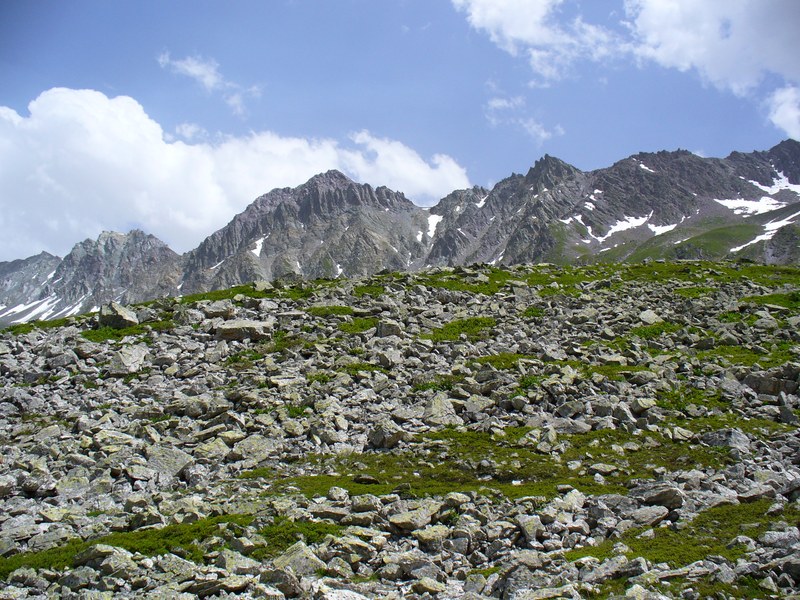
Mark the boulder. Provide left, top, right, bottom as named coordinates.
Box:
left=98, top=302, right=139, bottom=329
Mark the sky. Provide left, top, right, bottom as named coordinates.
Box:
left=0, top=0, right=798, bottom=262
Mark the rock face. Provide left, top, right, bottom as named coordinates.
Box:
left=0, top=261, right=798, bottom=598
left=2, top=140, right=800, bottom=325
left=179, top=170, right=433, bottom=293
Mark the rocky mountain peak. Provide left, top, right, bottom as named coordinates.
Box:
left=301, top=169, right=355, bottom=192
left=524, top=154, right=581, bottom=192
left=767, top=138, right=800, bottom=183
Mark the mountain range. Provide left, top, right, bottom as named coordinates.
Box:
left=2, top=139, right=799, bottom=325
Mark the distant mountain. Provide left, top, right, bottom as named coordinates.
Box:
left=1, top=139, right=799, bottom=325
left=0, top=231, right=180, bottom=324
left=179, top=170, right=432, bottom=293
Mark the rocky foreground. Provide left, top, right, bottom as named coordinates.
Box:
left=0, top=261, right=798, bottom=599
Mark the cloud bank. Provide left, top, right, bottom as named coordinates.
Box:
left=0, top=88, right=470, bottom=261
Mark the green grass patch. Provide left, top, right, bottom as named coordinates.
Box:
left=81, top=320, right=174, bottom=343
left=266, top=331, right=304, bottom=354
left=415, top=267, right=514, bottom=296
left=3, top=316, right=76, bottom=335
left=565, top=499, right=800, bottom=568
left=522, top=306, right=546, bottom=318
left=742, top=290, right=800, bottom=310
left=674, top=286, right=714, bottom=298
left=0, top=514, right=253, bottom=579
left=339, top=362, right=388, bottom=377
left=180, top=284, right=274, bottom=304
left=306, top=305, right=354, bottom=317
left=225, top=348, right=265, bottom=369
left=251, top=517, right=343, bottom=560
left=629, top=321, right=682, bottom=339
left=353, top=284, right=385, bottom=298
left=697, top=341, right=796, bottom=368
left=306, top=371, right=333, bottom=384
left=475, top=353, right=533, bottom=370
left=656, top=385, right=726, bottom=413
left=338, top=317, right=378, bottom=334
left=267, top=423, right=728, bottom=502
left=423, top=316, right=496, bottom=342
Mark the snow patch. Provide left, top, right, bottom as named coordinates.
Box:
left=335, top=264, right=343, bottom=277
left=714, top=197, right=786, bottom=216
left=585, top=201, right=596, bottom=211
left=647, top=217, right=684, bottom=236
left=638, top=162, right=656, bottom=173
left=252, top=236, right=265, bottom=256
left=475, top=195, right=489, bottom=209
left=8, top=295, right=60, bottom=323
left=748, top=171, right=800, bottom=196
left=489, top=252, right=504, bottom=266
left=594, top=213, right=652, bottom=243
left=211, top=259, right=225, bottom=270
left=731, top=209, right=800, bottom=253
left=416, top=230, right=423, bottom=243
left=427, top=214, right=443, bottom=238
left=45, top=270, right=56, bottom=280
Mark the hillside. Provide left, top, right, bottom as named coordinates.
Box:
left=1, top=261, right=798, bottom=598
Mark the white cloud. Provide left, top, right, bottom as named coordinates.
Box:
left=342, top=131, right=469, bottom=205
left=767, top=86, right=800, bottom=140
left=158, top=52, right=261, bottom=117
left=158, top=53, right=225, bottom=91
left=174, top=122, right=207, bottom=141
left=453, top=0, right=800, bottom=139
left=452, top=0, right=623, bottom=83
left=0, top=88, right=470, bottom=261
left=519, top=118, right=564, bottom=143
left=484, top=93, right=564, bottom=144
left=623, top=0, right=800, bottom=95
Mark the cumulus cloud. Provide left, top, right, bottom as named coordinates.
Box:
left=623, top=0, right=800, bottom=95
left=158, top=52, right=261, bottom=116
left=767, top=86, right=800, bottom=140
left=452, top=0, right=623, bottom=83
left=0, top=88, right=470, bottom=261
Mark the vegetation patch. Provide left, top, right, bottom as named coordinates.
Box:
left=81, top=320, right=174, bottom=343
left=522, top=306, right=546, bottom=318
left=475, top=353, right=533, bottom=370
left=338, top=317, right=378, bottom=334
left=339, top=362, right=388, bottom=377
left=306, top=305, right=354, bottom=317
left=265, top=423, right=728, bottom=502
left=250, top=516, right=343, bottom=560
left=0, top=514, right=253, bottom=579
left=180, top=284, right=273, bottom=304
left=742, top=290, right=800, bottom=310
left=697, top=340, right=795, bottom=368
left=3, top=316, right=78, bottom=335
left=565, top=499, right=800, bottom=568
left=629, top=321, right=682, bottom=339
left=353, top=284, right=385, bottom=298
left=415, top=267, right=514, bottom=296
left=423, top=316, right=496, bottom=342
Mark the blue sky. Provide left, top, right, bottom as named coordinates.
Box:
left=0, top=0, right=798, bottom=261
